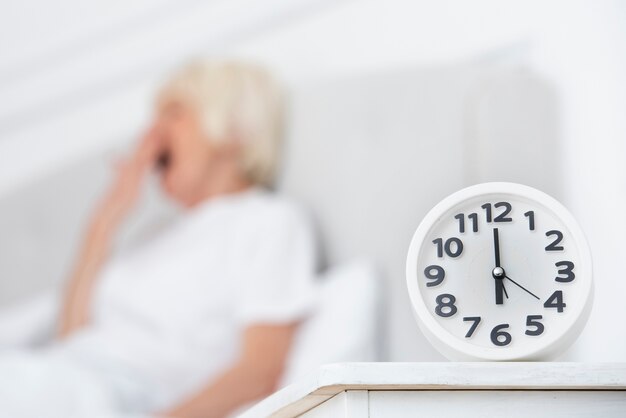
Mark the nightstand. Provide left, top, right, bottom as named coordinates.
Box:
left=240, top=362, right=626, bottom=417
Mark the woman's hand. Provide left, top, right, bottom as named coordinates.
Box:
left=58, top=128, right=162, bottom=338
left=89, top=128, right=162, bottom=240
left=163, top=324, right=296, bottom=418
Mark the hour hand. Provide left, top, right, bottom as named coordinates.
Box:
left=495, top=274, right=509, bottom=305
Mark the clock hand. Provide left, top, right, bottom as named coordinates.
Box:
left=504, top=276, right=541, bottom=300
left=493, top=227, right=501, bottom=267
left=492, top=228, right=507, bottom=305
left=495, top=279, right=509, bottom=305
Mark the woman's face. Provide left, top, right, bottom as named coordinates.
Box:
left=153, top=99, right=217, bottom=206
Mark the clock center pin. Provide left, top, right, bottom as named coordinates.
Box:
left=492, top=266, right=505, bottom=279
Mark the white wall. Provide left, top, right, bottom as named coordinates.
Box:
left=528, top=2, right=626, bottom=360
left=0, top=0, right=624, bottom=360
left=231, top=0, right=626, bottom=362
left=0, top=0, right=339, bottom=195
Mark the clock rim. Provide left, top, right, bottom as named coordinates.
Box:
left=405, top=182, right=593, bottom=361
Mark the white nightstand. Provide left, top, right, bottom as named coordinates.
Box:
left=240, top=363, right=626, bottom=418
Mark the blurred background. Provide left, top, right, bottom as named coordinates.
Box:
left=0, top=0, right=624, bottom=362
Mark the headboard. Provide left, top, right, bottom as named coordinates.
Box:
left=279, top=62, right=560, bottom=360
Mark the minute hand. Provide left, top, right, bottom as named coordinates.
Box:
left=504, top=276, right=540, bottom=300
left=492, top=228, right=508, bottom=305
left=493, top=228, right=501, bottom=267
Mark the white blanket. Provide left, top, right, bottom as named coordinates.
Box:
left=0, top=349, right=150, bottom=418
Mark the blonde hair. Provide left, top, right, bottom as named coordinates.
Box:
left=158, top=59, right=285, bottom=186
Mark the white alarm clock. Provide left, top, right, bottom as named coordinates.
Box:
left=406, top=182, right=593, bottom=361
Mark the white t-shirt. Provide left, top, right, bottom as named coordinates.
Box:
left=59, top=188, right=318, bottom=411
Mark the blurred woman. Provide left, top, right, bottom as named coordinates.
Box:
left=0, top=61, right=317, bottom=418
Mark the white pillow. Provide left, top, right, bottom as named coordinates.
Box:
left=280, top=260, right=381, bottom=386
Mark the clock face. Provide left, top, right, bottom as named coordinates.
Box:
left=406, top=183, right=593, bottom=361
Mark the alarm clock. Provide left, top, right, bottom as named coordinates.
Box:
left=406, top=182, right=593, bottom=361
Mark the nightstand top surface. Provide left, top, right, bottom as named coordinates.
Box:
left=239, top=362, right=626, bottom=418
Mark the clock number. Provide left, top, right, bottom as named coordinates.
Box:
left=463, top=316, right=481, bottom=338
left=525, top=315, right=545, bottom=336
left=555, top=261, right=575, bottom=283
left=493, top=202, right=513, bottom=222
left=490, top=324, right=512, bottom=346
left=481, top=203, right=493, bottom=223
left=433, top=237, right=464, bottom=258
left=545, top=230, right=564, bottom=251
left=482, top=202, right=513, bottom=223
left=424, top=265, right=445, bottom=287
left=524, top=210, right=535, bottom=231
left=454, top=213, right=478, bottom=233
left=454, top=214, right=465, bottom=233
left=468, top=213, right=478, bottom=232
left=543, top=290, right=566, bottom=312
left=435, top=294, right=457, bottom=317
